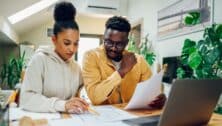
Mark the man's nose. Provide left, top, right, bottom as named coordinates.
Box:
left=110, top=45, right=117, bottom=51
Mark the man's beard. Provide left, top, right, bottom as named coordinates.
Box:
left=107, top=51, right=122, bottom=62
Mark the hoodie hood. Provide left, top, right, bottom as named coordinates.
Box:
left=35, top=46, right=70, bottom=64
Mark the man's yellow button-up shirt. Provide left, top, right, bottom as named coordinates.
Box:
left=82, top=46, right=152, bottom=105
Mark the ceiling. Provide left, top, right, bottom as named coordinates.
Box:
left=0, top=31, right=16, bottom=45
left=0, top=0, right=40, bottom=17
left=0, top=0, right=123, bottom=36
left=0, top=0, right=55, bottom=35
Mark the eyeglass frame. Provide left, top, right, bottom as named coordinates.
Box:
left=104, top=39, right=128, bottom=50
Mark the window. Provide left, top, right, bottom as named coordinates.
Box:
left=8, top=0, right=59, bottom=24
left=77, top=34, right=102, bottom=67
left=77, top=34, right=102, bottom=103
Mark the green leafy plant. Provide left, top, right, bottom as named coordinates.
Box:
left=177, top=23, right=222, bottom=114
left=127, top=35, right=139, bottom=54
left=139, top=34, right=156, bottom=65
left=128, top=34, right=156, bottom=65
left=184, top=11, right=201, bottom=25
left=177, top=24, right=222, bottom=79
left=0, top=52, right=26, bottom=89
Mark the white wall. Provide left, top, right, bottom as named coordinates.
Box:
left=20, top=15, right=108, bottom=48
left=76, top=15, right=107, bottom=34
left=213, top=0, right=222, bottom=23
left=119, top=0, right=129, bottom=16
left=20, top=21, right=52, bottom=47
left=127, top=0, right=222, bottom=60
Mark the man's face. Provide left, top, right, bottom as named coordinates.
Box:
left=104, top=28, right=128, bottom=61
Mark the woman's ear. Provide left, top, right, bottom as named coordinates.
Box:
left=51, top=35, right=57, bottom=45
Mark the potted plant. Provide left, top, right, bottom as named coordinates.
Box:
left=184, top=12, right=201, bottom=26
left=177, top=24, right=222, bottom=79
left=0, top=52, right=26, bottom=89
left=177, top=23, right=222, bottom=113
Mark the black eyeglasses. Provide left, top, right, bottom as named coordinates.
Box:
left=104, top=39, right=126, bottom=50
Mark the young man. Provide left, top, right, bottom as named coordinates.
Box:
left=82, top=16, right=165, bottom=108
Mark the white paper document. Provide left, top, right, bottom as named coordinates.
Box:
left=49, top=118, right=84, bottom=126
left=124, top=71, right=163, bottom=109
left=71, top=105, right=137, bottom=122
left=9, top=107, right=61, bottom=121
left=49, top=105, right=135, bottom=126
left=49, top=118, right=129, bottom=126
left=82, top=121, right=130, bottom=126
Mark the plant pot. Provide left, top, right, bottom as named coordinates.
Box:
left=0, top=83, right=9, bottom=90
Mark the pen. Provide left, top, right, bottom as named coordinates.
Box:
left=4, top=90, right=18, bottom=108
left=9, top=90, right=18, bottom=103
left=87, top=106, right=100, bottom=116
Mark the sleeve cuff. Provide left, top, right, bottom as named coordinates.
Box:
left=54, top=99, right=66, bottom=112
left=92, top=71, right=122, bottom=105
left=100, top=71, right=122, bottom=101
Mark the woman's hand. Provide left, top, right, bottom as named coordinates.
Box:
left=65, top=97, right=89, bottom=114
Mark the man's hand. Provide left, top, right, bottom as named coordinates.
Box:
left=148, top=94, right=166, bottom=109
left=118, top=52, right=137, bottom=78
left=65, top=97, right=89, bottom=114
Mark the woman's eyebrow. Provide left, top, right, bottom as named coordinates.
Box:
left=63, top=39, right=71, bottom=42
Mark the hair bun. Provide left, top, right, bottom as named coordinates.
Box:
left=54, top=1, right=76, bottom=22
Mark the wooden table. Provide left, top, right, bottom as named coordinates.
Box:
left=113, top=104, right=222, bottom=126
left=14, top=104, right=222, bottom=126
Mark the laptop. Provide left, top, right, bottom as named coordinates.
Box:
left=122, top=79, right=222, bottom=126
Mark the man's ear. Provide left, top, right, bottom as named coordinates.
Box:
left=51, top=35, right=57, bottom=45
left=125, top=38, right=129, bottom=45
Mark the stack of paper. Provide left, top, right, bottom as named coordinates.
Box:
left=49, top=105, right=134, bottom=126
left=49, top=118, right=84, bottom=126
left=72, top=105, right=137, bottom=122
left=9, top=107, right=61, bottom=121
left=48, top=118, right=129, bottom=126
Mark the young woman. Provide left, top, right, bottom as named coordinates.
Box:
left=20, top=1, right=88, bottom=114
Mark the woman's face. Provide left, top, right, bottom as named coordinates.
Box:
left=52, top=29, right=79, bottom=61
